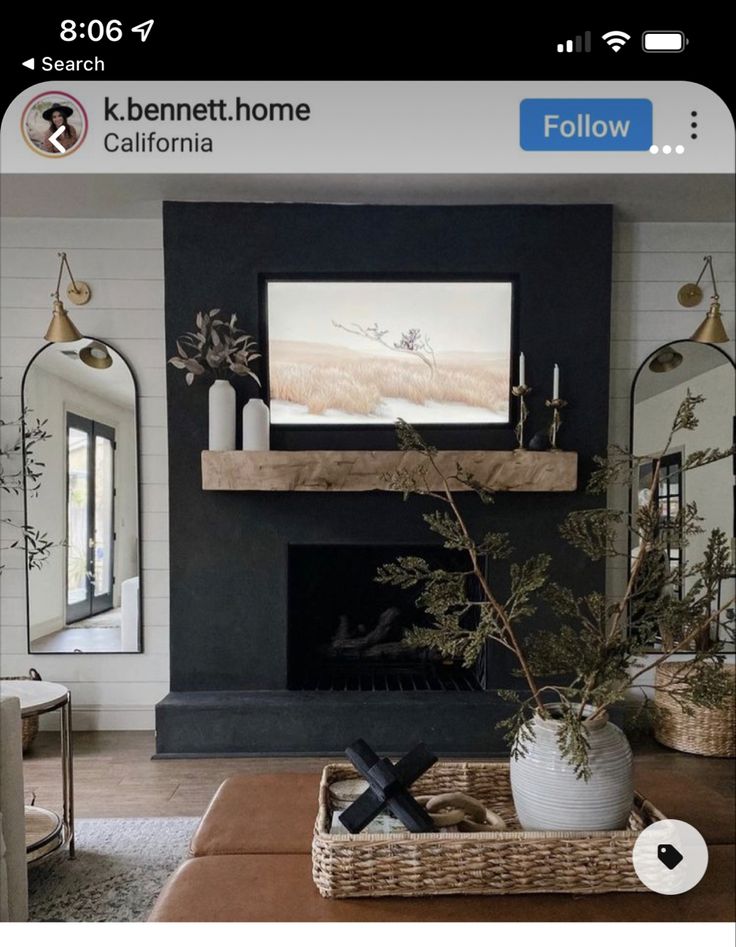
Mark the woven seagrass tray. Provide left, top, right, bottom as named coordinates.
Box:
left=312, top=761, right=665, bottom=898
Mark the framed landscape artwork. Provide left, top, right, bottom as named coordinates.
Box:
left=265, top=279, right=514, bottom=426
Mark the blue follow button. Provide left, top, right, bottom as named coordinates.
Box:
left=520, top=99, right=653, bottom=151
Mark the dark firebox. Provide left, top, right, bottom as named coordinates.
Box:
left=287, top=544, right=487, bottom=692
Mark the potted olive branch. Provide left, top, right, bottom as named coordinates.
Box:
left=168, top=310, right=261, bottom=451
left=379, top=393, right=734, bottom=830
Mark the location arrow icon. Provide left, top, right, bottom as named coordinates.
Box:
left=49, top=126, right=66, bottom=153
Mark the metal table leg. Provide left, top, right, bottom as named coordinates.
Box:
left=60, top=694, right=75, bottom=858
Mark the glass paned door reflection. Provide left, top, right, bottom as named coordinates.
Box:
left=94, top=435, right=114, bottom=598
left=66, top=413, right=115, bottom=624
left=66, top=425, right=89, bottom=609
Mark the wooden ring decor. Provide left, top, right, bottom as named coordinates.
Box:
left=417, top=792, right=508, bottom=832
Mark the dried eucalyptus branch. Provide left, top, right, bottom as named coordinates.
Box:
left=169, top=310, right=261, bottom=386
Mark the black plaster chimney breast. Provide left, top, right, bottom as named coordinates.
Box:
left=156, top=202, right=612, bottom=757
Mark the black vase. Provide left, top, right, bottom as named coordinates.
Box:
left=528, top=430, right=550, bottom=451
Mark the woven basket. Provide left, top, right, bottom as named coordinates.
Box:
left=312, top=762, right=664, bottom=898
left=0, top=668, right=42, bottom=753
left=653, top=661, right=735, bottom=758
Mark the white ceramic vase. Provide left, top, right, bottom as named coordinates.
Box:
left=208, top=379, right=236, bottom=451
left=242, top=397, right=270, bottom=451
left=509, top=705, right=633, bottom=831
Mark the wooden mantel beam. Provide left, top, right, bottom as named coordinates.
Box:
left=201, top=450, right=578, bottom=493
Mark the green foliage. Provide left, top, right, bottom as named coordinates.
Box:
left=672, top=391, right=705, bottom=433
left=423, top=511, right=472, bottom=549
left=396, top=418, right=435, bottom=456
left=553, top=703, right=592, bottom=781
left=1, top=407, right=61, bottom=572
left=560, top=508, right=625, bottom=560
left=375, top=556, right=431, bottom=590
left=496, top=691, right=537, bottom=761
left=507, top=555, right=551, bottom=619
left=381, top=395, right=735, bottom=781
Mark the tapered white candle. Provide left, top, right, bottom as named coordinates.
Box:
left=519, top=352, right=525, bottom=387
left=553, top=363, right=560, bottom=400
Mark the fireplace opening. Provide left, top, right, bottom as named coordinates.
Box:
left=287, top=544, right=487, bottom=692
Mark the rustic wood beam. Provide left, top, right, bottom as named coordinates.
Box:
left=201, top=450, right=578, bottom=492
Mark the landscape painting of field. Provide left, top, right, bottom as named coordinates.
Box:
left=266, top=281, right=512, bottom=425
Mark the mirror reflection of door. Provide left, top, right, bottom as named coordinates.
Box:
left=66, top=413, right=115, bottom=624
left=23, top=338, right=141, bottom=653
left=638, top=452, right=684, bottom=598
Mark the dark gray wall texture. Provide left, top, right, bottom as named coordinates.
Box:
left=162, top=202, right=613, bottom=701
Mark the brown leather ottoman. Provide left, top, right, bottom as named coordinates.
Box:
left=148, top=848, right=736, bottom=923
left=190, top=773, right=319, bottom=856
left=150, top=759, right=736, bottom=922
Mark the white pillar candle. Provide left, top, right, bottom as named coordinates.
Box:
left=553, top=364, right=560, bottom=400
left=519, top=352, right=525, bottom=387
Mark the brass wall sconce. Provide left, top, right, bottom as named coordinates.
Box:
left=79, top=341, right=112, bottom=369
left=648, top=346, right=683, bottom=373
left=44, top=252, right=92, bottom=342
left=678, top=255, right=729, bottom=344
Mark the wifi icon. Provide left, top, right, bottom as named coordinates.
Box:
left=602, top=30, right=631, bottom=51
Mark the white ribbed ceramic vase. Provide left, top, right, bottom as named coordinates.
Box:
left=510, top=706, right=633, bottom=831
left=208, top=379, right=236, bottom=451
left=242, top=397, right=270, bottom=451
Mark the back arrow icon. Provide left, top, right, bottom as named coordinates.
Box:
left=49, top=126, right=66, bottom=153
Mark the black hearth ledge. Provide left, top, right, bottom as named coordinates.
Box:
left=153, top=689, right=512, bottom=758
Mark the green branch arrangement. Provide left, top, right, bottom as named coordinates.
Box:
left=0, top=407, right=60, bottom=571
left=380, top=394, right=735, bottom=779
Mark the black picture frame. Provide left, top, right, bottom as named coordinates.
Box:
left=258, top=271, right=519, bottom=437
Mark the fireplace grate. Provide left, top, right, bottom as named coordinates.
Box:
left=298, top=662, right=482, bottom=692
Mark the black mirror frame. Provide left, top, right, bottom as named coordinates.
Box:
left=20, top=339, right=144, bottom=655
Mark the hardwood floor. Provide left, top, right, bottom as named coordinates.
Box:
left=21, top=730, right=735, bottom=824
left=23, top=731, right=334, bottom=818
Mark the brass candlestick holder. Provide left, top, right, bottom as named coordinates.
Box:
left=512, top=385, right=532, bottom=451
left=545, top=398, right=567, bottom=451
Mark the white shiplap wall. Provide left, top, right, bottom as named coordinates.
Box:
left=0, top=218, right=169, bottom=729
left=0, top=214, right=733, bottom=729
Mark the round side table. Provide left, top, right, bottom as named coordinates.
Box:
left=0, top=680, right=74, bottom=862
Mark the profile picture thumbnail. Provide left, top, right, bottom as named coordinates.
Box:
left=21, top=91, right=88, bottom=157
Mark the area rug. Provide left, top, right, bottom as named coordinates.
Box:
left=28, top=817, right=199, bottom=922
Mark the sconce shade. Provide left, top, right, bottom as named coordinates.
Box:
left=79, top=341, right=113, bottom=369
left=44, top=297, right=81, bottom=342
left=690, top=298, right=729, bottom=344
left=649, top=346, right=683, bottom=373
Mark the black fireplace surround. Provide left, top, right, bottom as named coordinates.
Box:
left=156, top=202, right=612, bottom=757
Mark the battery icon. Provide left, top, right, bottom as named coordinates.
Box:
left=642, top=31, right=688, bottom=52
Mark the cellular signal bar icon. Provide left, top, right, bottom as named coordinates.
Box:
left=557, top=31, right=592, bottom=53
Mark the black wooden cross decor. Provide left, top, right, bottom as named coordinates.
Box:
left=338, top=739, right=438, bottom=834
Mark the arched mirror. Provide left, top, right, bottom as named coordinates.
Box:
left=630, top=341, right=735, bottom=652
left=22, top=339, right=142, bottom=653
